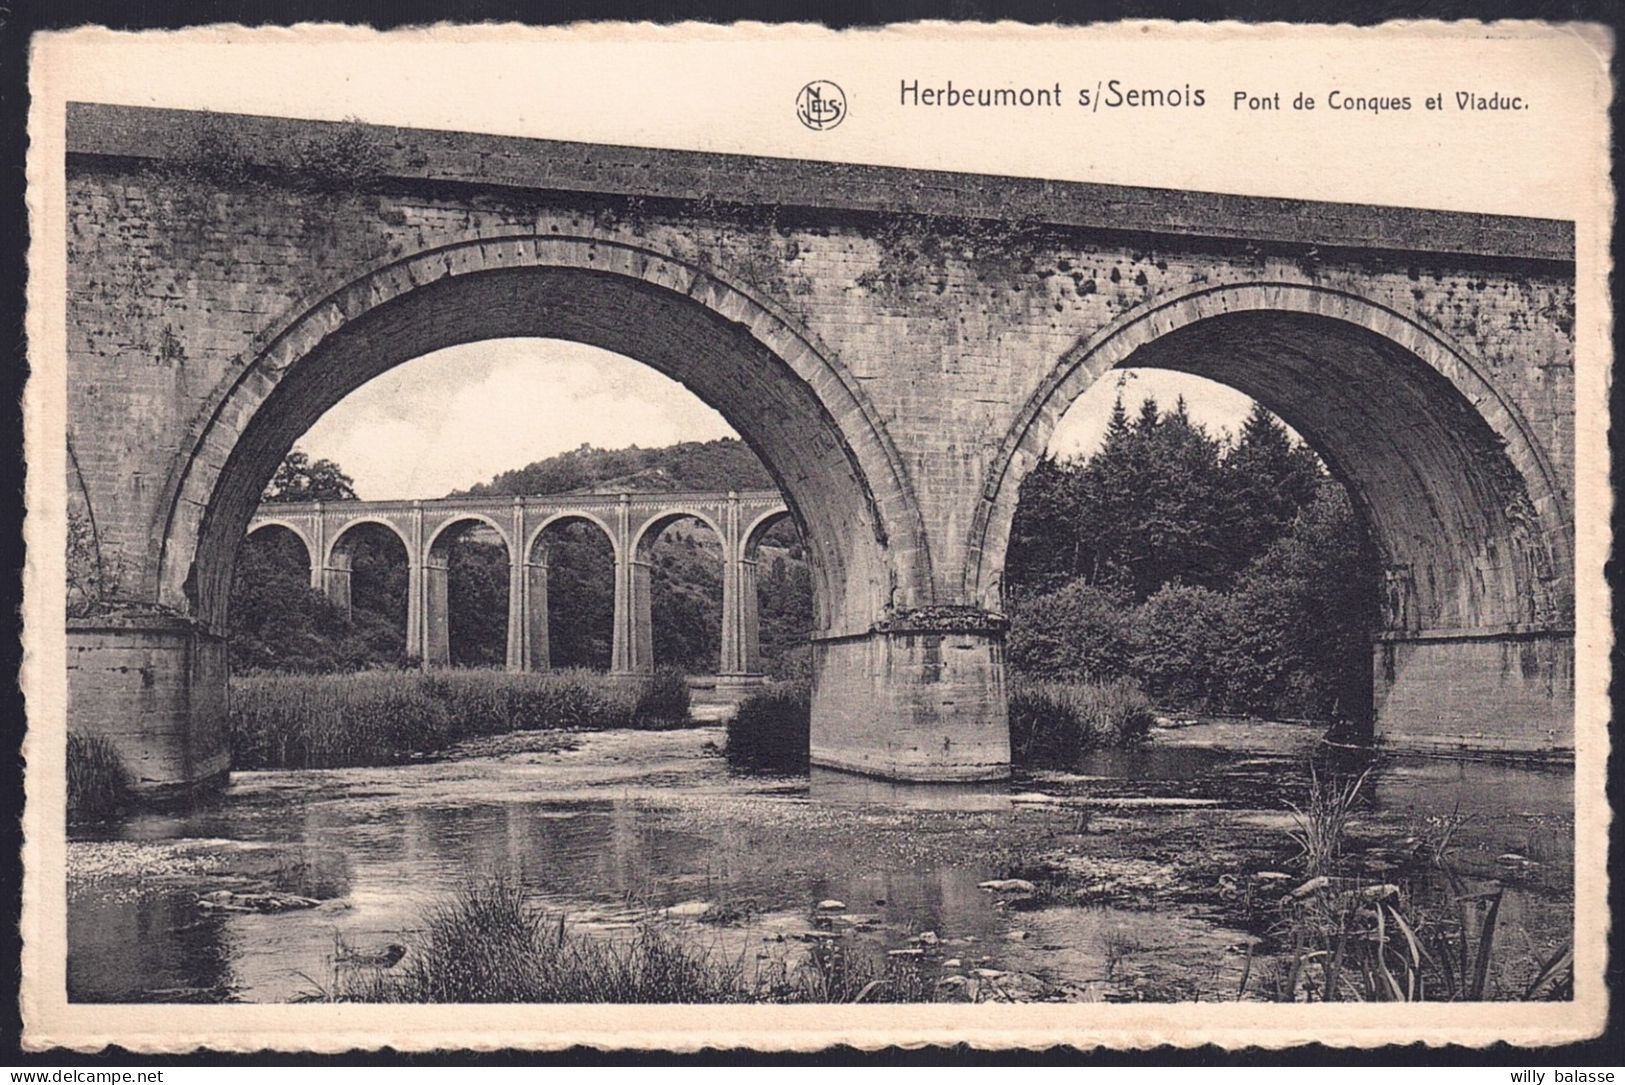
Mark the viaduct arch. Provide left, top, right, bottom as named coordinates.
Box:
left=63, top=104, right=1576, bottom=794
left=245, top=490, right=791, bottom=678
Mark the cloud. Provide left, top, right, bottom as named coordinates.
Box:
left=296, top=342, right=1290, bottom=500
left=297, top=340, right=737, bottom=499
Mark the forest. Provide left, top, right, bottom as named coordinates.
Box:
left=227, top=396, right=1379, bottom=723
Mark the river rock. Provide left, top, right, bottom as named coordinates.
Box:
left=197, top=890, right=321, bottom=914
left=887, top=948, right=924, bottom=958
left=1004, top=929, right=1029, bottom=941
left=1289, top=876, right=1330, bottom=900
left=978, top=879, right=1037, bottom=894
left=1496, top=853, right=1526, bottom=865
left=915, top=930, right=939, bottom=945
left=1253, top=871, right=1291, bottom=882
left=943, top=958, right=962, bottom=967
left=1009, top=793, right=1060, bottom=805
left=665, top=900, right=714, bottom=918
left=816, top=899, right=847, bottom=911
left=971, top=967, right=1006, bottom=979
left=1359, top=883, right=1401, bottom=900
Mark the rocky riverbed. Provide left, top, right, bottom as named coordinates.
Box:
left=67, top=720, right=1573, bottom=1003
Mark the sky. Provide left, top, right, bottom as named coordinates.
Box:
left=295, top=340, right=1263, bottom=500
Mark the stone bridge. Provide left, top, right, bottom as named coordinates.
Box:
left=245, top=490, right=789, bottom=678
left=64, top=103, right=1575, bottom=794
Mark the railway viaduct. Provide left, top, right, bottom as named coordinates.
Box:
left=62, top=103, right=1575, bottom=794
left=244, top=490, right=790, bottom=679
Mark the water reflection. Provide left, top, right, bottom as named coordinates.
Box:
left=66, top=722, right=1573, bottom=1003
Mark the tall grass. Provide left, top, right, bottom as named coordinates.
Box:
left=723, top=682, right=811, bottom=772
left=229, top=669, right=692, bottom=770
left=1285, top=766, right=1369, bottom=877
left=1006, top=677, right=1154, bottom=767
left=67, top=732, right=129, bottom=821
left=310, top=874, right=938, bottom=1004
left=1250, top=761, right=1572, bottom=1002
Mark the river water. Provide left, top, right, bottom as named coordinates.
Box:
left=67, top=719, right=1573, bottom=1003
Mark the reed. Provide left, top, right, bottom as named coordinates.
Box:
left=1006, top=677, right=1154, bottom=767
left=229, top=669, right=693, bottom=769
left=309, top=874, right=939, bottom=1004
left=1250, top=761, right=1572, bottom=1002
left=66, top=732, right=130, bottom=821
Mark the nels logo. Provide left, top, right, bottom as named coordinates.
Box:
left=796, top=81, right=847, bottom=131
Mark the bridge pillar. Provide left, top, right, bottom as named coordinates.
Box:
left=623, top=557, right=656, bottom=675
left=67, top=614, right=230, bottom=799
left=718, top=490, right=765, bottom=691
left=307, top=501, right=326, bottom=593
left=523, top=558, right=550, bottom=672
left=809, top=609, right=1011, bottom=783
left=719, top=552, right=764, bottom=690
left=423, top=552, right=452, bottom=669
left=322, top=549, right=353, bottom=619
left=406, top=501, right=425, bottom=664
left=505, top=498, right=526, bottom=674
left=1373, top=628, right=1574, bottom=753
left=609, top=494, right=654, bottom=677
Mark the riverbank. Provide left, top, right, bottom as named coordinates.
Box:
left=66, top=718, right=1573, bottom=1003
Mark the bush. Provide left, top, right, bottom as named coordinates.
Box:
left=724, top=683, right=811, bottom=773
left=1007, top=677, right=1153, bottom=768
left=634, top=667, right=692, bottom=726
left=1131, top=584, right=1245, bottom=712
left=67, top=732, right=129, bottom=821
left=1006, top=580, right=1137, bottom=682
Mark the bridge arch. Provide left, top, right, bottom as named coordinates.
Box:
left=629, top=509, right=726, bottom=563
left=973, top=280, right=1572, bottom=741
left=157, top=233, right=929, bottom=643
left=424, top=513, right=513, bottom=559
left=422, top=515, right=513, bottom=669
left=324, top=516, right=412, bottom=570
left=244, top=519, right=318, bottom=574
left=526, top=511, right=619, bottom=564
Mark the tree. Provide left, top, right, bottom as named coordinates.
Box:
left=1223, top=402, right=1322, bottom=572
left=1002, top=393, right=1379, bottom=724
left=263, top=450, right=358, bottom=503
left=446, top=535, right=509, bottom=667
left=1004, top=454, right=1082, bottom=594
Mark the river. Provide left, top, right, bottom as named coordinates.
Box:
left=66, top=719, right=1573, bottom=1003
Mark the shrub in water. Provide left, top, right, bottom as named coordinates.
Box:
left=724, top=683, right=811, bottom=772
left=1007, top=677, right=1153, bottom=768
left=67, top=732, right=129, bottom=821
left=634, top=667, right=692, bottom=726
